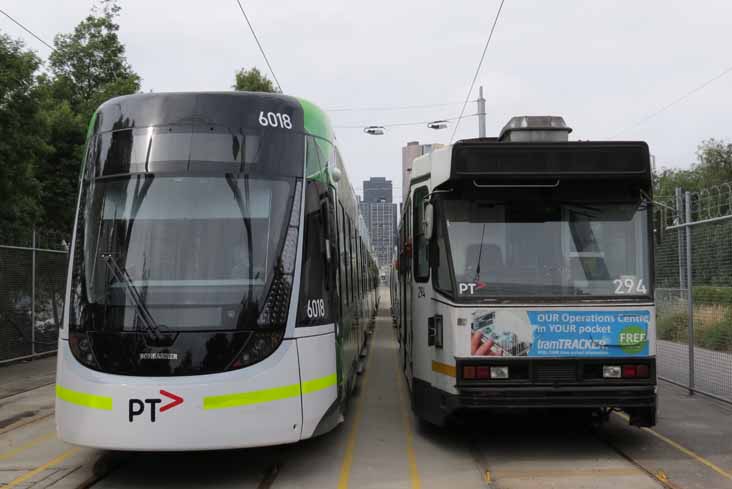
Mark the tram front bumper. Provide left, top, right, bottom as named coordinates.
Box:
left=453, top=384, right=656, bottom=409
left=55, top=339, right=306, bottom=451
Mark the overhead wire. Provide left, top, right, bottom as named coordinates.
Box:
left=0, top=8, right=55, bottom=51
left=334, top=113, right=478, bottom=130
left=326, top=101, right=468, bottom=113
left=610, top=64, right=732, bottom=138
left=449, top=0, right=506, bottom=143
left=233, top=0, right=283, bottom=93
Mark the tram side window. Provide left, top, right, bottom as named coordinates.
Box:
left=431, top=204, right=453, bottom=292
left=339, top=203, right=349, bottom=306
left=413, top=187, right=429, bottom=282
left=297, top=179, right=333, bottom=326
left=346, top=216, right=356, bottom=301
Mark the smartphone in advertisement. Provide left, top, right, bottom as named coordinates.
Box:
left=471, top=311, right=530, bottom=356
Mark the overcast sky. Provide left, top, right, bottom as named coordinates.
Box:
left=4, top=0, right=732, bottom=202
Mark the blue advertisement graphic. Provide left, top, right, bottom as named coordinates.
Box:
left=527, top=310, right=650, bottom=357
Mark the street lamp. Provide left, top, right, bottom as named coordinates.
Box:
left=427, top=120, right=448, bottom=130
left=364, top=125, right=385, bottom=135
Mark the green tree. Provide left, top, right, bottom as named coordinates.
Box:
left=233, top=67, right=276, bottom=92
left=0, top=34, right=47, bottom=242
left=655, top=139, right=732, bottom=200
left=37, top=0, right=141, bottom=237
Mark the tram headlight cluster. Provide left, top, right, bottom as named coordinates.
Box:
left=230, top=331, right=285, bottom=370
left=462, top=365, right=510, bottom=380
left=602, top=364, right=650, bottom=379
left=69, top=332, right=99, bottom=369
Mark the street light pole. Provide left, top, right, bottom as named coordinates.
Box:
left=477, top=85, right=486, bottom=138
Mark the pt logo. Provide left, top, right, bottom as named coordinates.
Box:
left=128, top=390, right=184, bottom=422
left=458, top=281, right=487, bottom=295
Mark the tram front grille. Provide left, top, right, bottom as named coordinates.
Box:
left=533, top=363, right=578, bottom=383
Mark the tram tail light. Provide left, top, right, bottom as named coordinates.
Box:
left=636, top=364, right=650, bottom=378
left=463, top=366, right=476, bottom=379
left=476, top=366, right=491, bottom=379
left=622, top=365, right=637, bottom=378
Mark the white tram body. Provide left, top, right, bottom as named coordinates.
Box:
left=397, top=116, right=657, bottom=427
left=56, top=92, right=378, bottom=450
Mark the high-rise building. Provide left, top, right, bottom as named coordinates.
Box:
left=361, top=178, right=397, bottom=267
left=401, top=141, right=444, bottom=201
left=364, top=202, right=397, bottom=267
left=363, top=177, right=393, bottom=204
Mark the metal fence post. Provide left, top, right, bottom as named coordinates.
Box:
left=31, top=228, right=36, bottom=357
left=676, top=187, right=686, bottom=290
left=684, top=192, right=695, bottom=395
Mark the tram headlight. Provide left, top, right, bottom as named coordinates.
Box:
left=489, top=366, right=509, bottom=379
left=69, top=332, right=100, bottom=369
left=603, top=365, right=622, bottom=378
left=229, top=331, right=284, bottom=370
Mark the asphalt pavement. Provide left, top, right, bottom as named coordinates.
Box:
left=1, top=289, right=732, bottom=488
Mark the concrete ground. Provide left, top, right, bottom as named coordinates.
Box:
left=1, top=289, right=732, bottom=488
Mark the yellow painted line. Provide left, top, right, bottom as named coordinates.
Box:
left=614, top=412, right=732, bottom=481
left=494, top=467, right=641, bottom=479
left=431, top=360, right=456, bottom=378
left=56, top=385, right=112, bottom=410
left=0, top=432, right=56, bottom=462
left=396, top=353, right=421, bottom=489
left=4, top=446, right=80, bottom=488
left=337, top=336, right=375, bottom=489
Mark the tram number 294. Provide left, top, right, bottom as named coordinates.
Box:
left=258, top=111, right=292, bottom=129
left=306, top=299, right=326, bottom=319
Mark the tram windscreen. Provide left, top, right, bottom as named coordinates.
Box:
left=438, top=198, right=651, bottom=298
left=81, top=175, right=292, bottom=330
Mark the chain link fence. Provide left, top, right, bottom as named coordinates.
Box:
left=0, top=230, right=69, bottom=364
left=655, top=184, right=732, bottom=404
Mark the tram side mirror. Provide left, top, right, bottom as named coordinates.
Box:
left=423, top=203, right=434, bottom=240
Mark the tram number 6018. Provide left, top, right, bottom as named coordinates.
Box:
left=258, top=111, right=292, bottom=129
left=306, top=299, right=326, bottom=319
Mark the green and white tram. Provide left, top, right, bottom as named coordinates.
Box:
left=56, top=92, right=378, bottom=450
left=397, top=116, right=657, bottom=428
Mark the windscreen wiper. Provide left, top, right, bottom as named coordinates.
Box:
left=101, top=253, right=161, bottom=340
left=474, top=223, right=487, bottom=283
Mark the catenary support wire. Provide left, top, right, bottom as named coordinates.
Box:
left=233, top=0, right=283, bottom=93
left=449, top=0, right=506, bottom=143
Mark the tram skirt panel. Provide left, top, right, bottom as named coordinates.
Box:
left=55, top=339, right=304, bottom=451
left=297, top=330, right=339, bottom=439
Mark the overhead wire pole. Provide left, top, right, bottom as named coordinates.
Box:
left=0, top=8, right=55, bottom=51
left=233, top=0, right=283, bottom=93
left=449, top=0, right=506, bottom=143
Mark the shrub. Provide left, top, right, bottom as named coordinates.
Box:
left=656, top=312, right=689, bottom=343
left=693, top=286, right=732, bottom=305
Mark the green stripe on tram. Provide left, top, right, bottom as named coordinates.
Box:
left=203, top=373, right=337, bottom=410
left=56, top=385, right=113, bottom=411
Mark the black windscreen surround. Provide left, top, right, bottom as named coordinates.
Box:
left=67, top=92, right=307, bottom=376
left=450, top=142, right=651, bottom=180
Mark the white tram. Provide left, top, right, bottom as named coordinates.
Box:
left=396, top=116, right=657, bottom=427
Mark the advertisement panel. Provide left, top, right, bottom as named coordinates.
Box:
left=469, top=308, right=651, bottom=357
